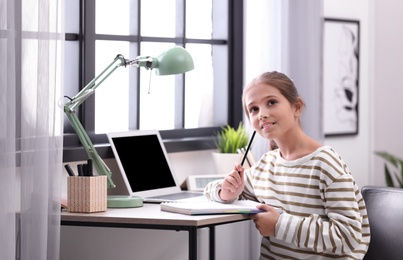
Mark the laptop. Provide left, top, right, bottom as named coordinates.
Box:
left=107, top=129, right=205, bottom=203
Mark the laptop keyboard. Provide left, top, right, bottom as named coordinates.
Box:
left=149, top=192, right=203, bottom=200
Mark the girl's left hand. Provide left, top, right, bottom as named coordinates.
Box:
left=250, top=204, right=281, bottom=237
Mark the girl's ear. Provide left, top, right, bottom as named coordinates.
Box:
left=293, top=98, right=304, bottom=117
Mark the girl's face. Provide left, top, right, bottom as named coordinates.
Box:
left=244, top=83, right=301, bottom=140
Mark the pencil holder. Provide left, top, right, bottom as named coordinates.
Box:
left=67, top=176, right=107, bottom=213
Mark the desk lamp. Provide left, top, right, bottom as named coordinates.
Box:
left=64, top=46, right=194, bottom=208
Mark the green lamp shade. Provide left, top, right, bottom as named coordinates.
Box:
left=155, top=46, right=195, bottom=75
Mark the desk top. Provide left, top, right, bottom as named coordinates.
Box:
left=61, top=203, right=251, bottom=227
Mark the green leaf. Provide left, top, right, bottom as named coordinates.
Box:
left=215, top=122, right=249, bottom=154
left=399, top=160, right=403, bottom=187
left=384, top=164, right=395, bottom=187
left=374, top=151, right=401, bottom=168
left=375, top=151, right=403, bottom=188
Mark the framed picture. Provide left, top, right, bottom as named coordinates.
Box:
left=323, top=18, right=360, bottom=137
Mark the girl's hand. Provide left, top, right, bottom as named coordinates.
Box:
left=219, top=163, right=245, bottom=201
left=250, top=204, right=281, bottom=237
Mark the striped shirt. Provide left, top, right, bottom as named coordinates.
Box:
left=204, top=146, right=370, bottom=259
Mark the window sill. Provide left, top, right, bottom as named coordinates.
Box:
left=63, top=136, right=216, bottom=163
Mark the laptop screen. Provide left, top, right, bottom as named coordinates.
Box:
left=107, top=130, right=177, bottom=194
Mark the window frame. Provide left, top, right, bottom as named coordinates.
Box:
left=63, top=0, right=244, bottom=162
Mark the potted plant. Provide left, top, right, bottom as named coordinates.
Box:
left=374, top=151, right=403, bottom=188
left=212, top=122, right=249, bottom=174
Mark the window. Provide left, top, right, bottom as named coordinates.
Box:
left=63, top=0, right=244, bottom=162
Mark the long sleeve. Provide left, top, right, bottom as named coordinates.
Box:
left=205, top=146, right=370, bottom=259
left=274, top=174, right=367, bottom=255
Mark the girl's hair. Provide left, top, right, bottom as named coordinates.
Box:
left=242, top=71, right=305, bottom=150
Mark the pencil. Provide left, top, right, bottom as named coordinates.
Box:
left=240, top=130, right=256, bottom=167
left=64, top=164, right=75, bottom=176
left=241, top=147, right=252, bottom=167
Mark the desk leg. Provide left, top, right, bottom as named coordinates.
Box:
left=209, top=226, right=215, bottom=260
left=189, top=226, right=197, bottom=260
left=189, top=226, right=216, bottom=260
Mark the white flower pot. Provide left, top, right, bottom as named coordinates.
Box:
left=212, top=152, right=243, bottom=175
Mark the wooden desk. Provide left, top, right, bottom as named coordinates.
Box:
left=61, top=203, right=251, bottom=260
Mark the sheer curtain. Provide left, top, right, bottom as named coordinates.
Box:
left=0, top=0, right=64, bottom=259
left=244, top=0, right=323, bottom=159
left=244, top=1, right=323, bottom=258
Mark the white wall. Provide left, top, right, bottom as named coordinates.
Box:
left=323, top=0, right=372, bottom=188
left=324, top=0, right=403, bottom=188
left=61, top=221, right=255, bottom=260
left=372, top=0, right=403, bottom=186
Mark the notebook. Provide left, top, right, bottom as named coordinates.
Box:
left=107, top=129, right=204, bottom=203
left=160, top=200, right=266, bottom=215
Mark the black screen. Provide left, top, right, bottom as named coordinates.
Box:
left=111, top=134, right=177, bottom=192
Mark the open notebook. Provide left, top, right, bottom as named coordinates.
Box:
left=161, top=200, right=284, bottom=216
left=160, top=200, right=265, bottom=215
left=107, top=129, right=204, bottom=203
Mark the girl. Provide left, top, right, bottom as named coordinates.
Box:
left=204, top=71, right=370, bottom=259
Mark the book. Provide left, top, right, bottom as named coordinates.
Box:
left=160, top=200, right=265, bottom=215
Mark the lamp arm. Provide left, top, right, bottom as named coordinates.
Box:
left=66, top=54, right=155, bottom=112
left=127, top=56, right=158, bottom=70
left=67, top=55, right=127, bottom=111
left=64, top=109, right=116, bottom=188
left=64, top=54, right=129, bottom=188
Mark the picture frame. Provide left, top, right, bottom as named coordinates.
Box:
left=323, top=18, right=360, bottom=137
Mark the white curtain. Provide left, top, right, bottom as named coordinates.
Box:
left=244, top=1, right=323, bottom=258
left=244, top=0, right=323, bottom=159
left=0, top=0, right=64, bottom=259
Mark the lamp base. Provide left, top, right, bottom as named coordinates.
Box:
left=107, top=195, right=143, bottom=208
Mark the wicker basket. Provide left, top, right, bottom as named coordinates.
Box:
left=67, top=176, right=107, bottom=213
